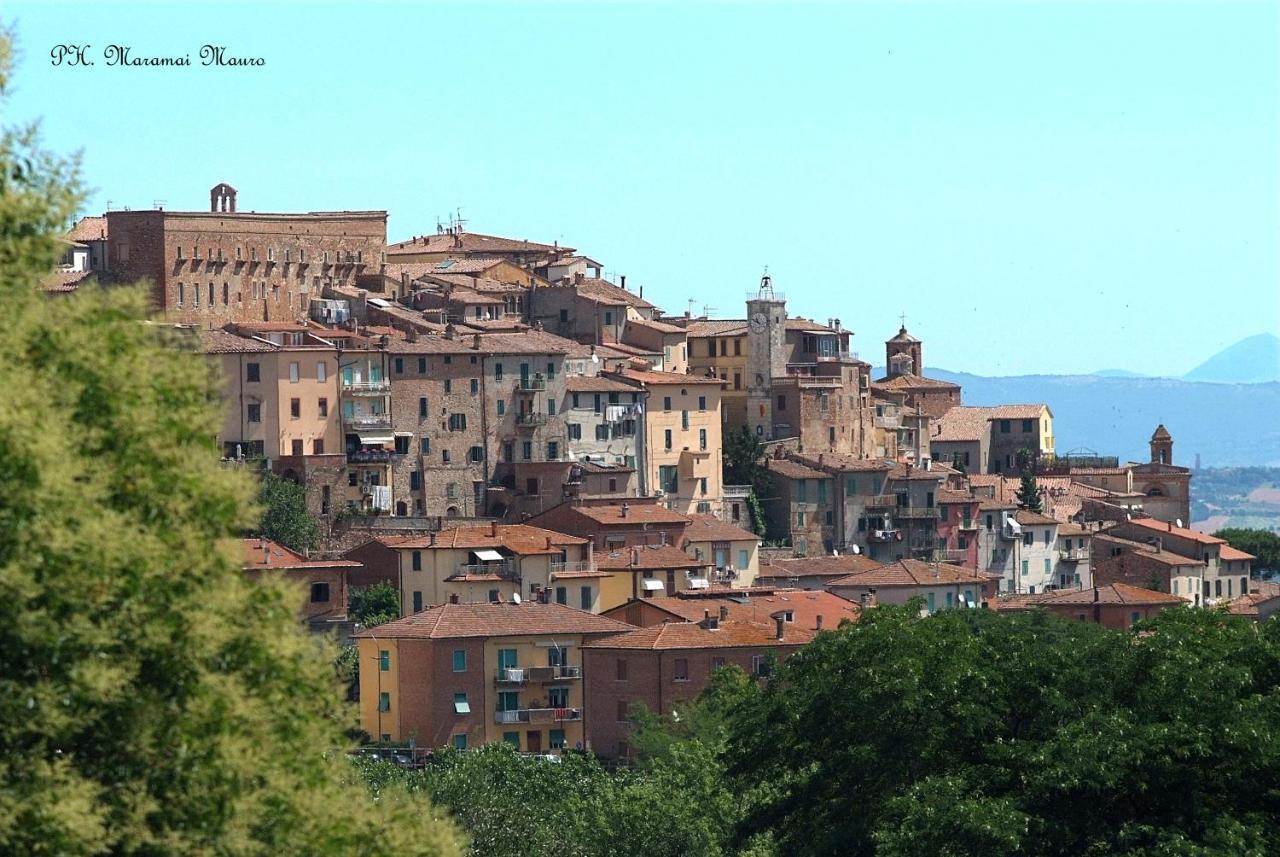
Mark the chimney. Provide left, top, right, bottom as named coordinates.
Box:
left=621, top=502, right=629, bottom=518
left=639, top=285, right=643, bottom=299
left=406, top=326, right=418, bottom=343
left=428, top=531, right=436, bottom=546
left=574, top=271, right=585, bottom=285
left=472, top=334, right=481, bottom=350
left=490, top=520, right=498, bottom=537
left=587, top=540, right=594, bottom=568
left=631, top=546, right=639, bottom=567
left=545, top=536, right=552, bottom=549
left=700, top=609, right=719, bottom=630
left=444, top=324, right=456, bottom=340
left=719, top=605, right=729, bottom=621
left=620, top=275, right=626, bottom=290
left=859, top=592, right=869, bottom=608
left=815, top=614, right=823, bottom=630
left=448, top=593, right=459, bottom=604
left=867, top=587, right=878, bottom=609
left=771, top=612, right=785, bottom=641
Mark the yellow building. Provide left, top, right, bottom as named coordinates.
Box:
left=391, top=523, right=606, bottom=615
left=354, top=601, right=633, bottom=752
left=684, top=320, right=749, bottom=428
left=612, top=368, right=725, bottom=516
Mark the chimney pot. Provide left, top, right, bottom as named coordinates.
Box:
left=620, top=275, right=626, bottom=290
left=772, top=613, right=785, bottom=641
left=815, top=614, right=823, bottom=630
left=448, top=593, right=459, bottom=604
left=719, top=605, right=729, bottom=621
left=490, top=520, right=498, bottom=537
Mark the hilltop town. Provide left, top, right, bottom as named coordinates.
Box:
left=52, top=183, right=1269, bottom=756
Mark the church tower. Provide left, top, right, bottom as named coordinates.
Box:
left=1150, top=424, right=1173, bottom=465
left=885, top=325, right=923, bottom=378
left=745, top=272, right=787, bottom=439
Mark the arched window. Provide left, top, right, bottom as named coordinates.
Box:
left=1146, top=487, right=1164, bottom=497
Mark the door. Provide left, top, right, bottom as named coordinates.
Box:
left=526, top=730, right=542, bottom=753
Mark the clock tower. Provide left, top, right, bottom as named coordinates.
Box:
left=745, top=272, right=787, bottom=439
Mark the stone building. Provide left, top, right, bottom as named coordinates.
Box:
left=985, top=405, right=1055, bottom=475
left=561, top=375, right=644, bottom=473
left=1126, top=425, right=1192, bottom=525
left=105, top=183, right=387, bottom=326
left=529, top=275, right=657, bottom=345
left=871, top=326, right=961, bottom=419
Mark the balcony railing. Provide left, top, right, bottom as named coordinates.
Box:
left=874, top=416, right=901, bottom=429
left=1059, top=548, right=1090, bottom=562
left=931, top=549, right=971, bottom=563
left=517, top=376, right=547, bottom=392
left=341, top=379, right=390, bottom=394
left=550, top=560, right=594, bottom=574
left=868, top=529, right=900, bottom=543
left=342, top=413, right=392, bottom=430
left=493, top=707, right=582, bottom=725
left=958, top=519, right=979, bottom=530
left=496, top=665, right=582, bottom=684
left=347, top=448, right=394, bottom=463
left=893, top=507, right=940, bottom=519
left=454, top=560, right=517, bottom=579
left=515, top=412, right=548, bottom=427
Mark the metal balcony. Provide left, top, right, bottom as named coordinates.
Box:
left=516, top=412, right=548, bottom=428
left=1059, top=548, right=1090, bottom=562
left=341, top=379, right=390, bottom=395
left=342, top=413, right=392, bottom=431
left=517, top=376, right=547, bottom=392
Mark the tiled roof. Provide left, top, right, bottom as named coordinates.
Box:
left=784, top=318, right=836, bottom=332
left=584, top=619, right=813, bottom=650
left=1227, top=582, right=1280, bottom=616
left=684, top=319, right=748, bottom=338
left=1040, top=583, right=1187, bottom=606
left=624, top=589, right=858, bottom=629
left=873, top=373, right=960, bottom=391
left=932, top=407, right=997, bottom=442
left=1014, top=510, right=1059, bottom=527
left=388, top=232, right=570, bottom=257
left=936, top=488, right=977, bottom=505
left=767, top=459, right=830, bottom=481
left=201, top=329, right=276, bottom=353
left=594, top=544, right=710, bottom=571
left=241, top=538, right=360, bottom=570
left=475, top=329, right=578, bottom=355
left=978, top=499, right=1017, bottom=511
left=886, top=462, right=947, bottom=482
left=828, top=559, right=989, bottom=588
left=1151, top=424, right=1173, bottom=440
left=564, top=375, right=640, bottom=393
left=1056, top=522, right=1092, bottom=537
left=42, top=269, right=98, bottom=293
left=682, top=514, right=760, bottom=543
left=758, top=554, right=882, bottom=579
left=578, top=461, right=634, bottom=474
left=385, top=335, right=479, bottom=355
left=888, top=326, right=919, bottom=343
left=1220, top=545, right=1256, bottom=561
left=615, top=368, right=724, bottom=387
left=392, top=524, right=586, bottom=555
left=66, top=215, right=107, bottom=243
left=1122, top=517, right=1226, bottom=546
left=574, top=278, right=655, bottom=309
left=562, top=502, right=691, bottom=526
left=626, top=317, right=687, bottom=335
left=790, top=452, right=894, bottom=473
left=987, top=405, right=1051, bottom=420
left=1092, top=534, right=1205, bottom=568
left=354, top=601, right=629, bottom=640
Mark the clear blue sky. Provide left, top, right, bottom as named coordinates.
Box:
left=8, top=1, right=1277, bottom=376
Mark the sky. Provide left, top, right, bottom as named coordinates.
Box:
left=7, top=1, right=1278, bottom=377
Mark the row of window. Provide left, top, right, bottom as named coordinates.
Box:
left=661, top=395, right=708, bottom=411
left=176, top=245, right=366, bottom=265
left=662, top=427, right=709, bottom=451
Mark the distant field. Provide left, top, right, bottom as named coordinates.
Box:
left=1247, top=486, right=1280, bottom=504
left=1190, top=468, right=1280, bottom=534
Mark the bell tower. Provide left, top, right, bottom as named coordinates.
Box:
left=1150, top=424, right=1173, bottom=465
left=885, top=321, right=922, bottom=378
left=745, top=272, right=787, bottom=439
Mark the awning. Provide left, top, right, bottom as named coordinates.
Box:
left=358, top=433, right=393, bottom=445
left=686, top=577, right=710, bottom=590
left=641, top=579, right=665, bottom=591
left=473, top=549, right=504, bottom=562
left=453, top=699, right=471, bottom=714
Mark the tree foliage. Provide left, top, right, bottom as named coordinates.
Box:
left=350, top=581, right=401, bottom=628
left=0, top=27, right=460, bottom=856
left=1014, top=447, right=1043, bottom=513
left=260, top=470, right=320, bottom=553
left=723, top=604, right=1280, bottom=856
left=1213, top=527, right=1280, bottom=573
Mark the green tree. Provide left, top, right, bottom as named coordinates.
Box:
left=1213, top=527, right=1280, bottom=573
left=0, top=29, right=460, bottom=856
left=1014, top=447, right=1042, bottom=513
left=350, top=581, right=401, bottom=627
left=260, top=470, right=320, bottom=552
left=723, top=425, right=773, bottom=537
left=724, top=604, right=1280, bottom=856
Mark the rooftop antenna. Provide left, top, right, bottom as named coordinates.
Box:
left=686, top=298, right=698, bottom=315
left=152, top=199, right=166, bottom=210
left=701, top=305, right=719, bottom=317
left=899, top=312, right=907, bottom=328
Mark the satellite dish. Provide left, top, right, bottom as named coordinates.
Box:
left=851, top=545, right=861, bottom=555
left=511, top=592, right=522, bottom=605
left=1175, top=518, right=1183, bottom=528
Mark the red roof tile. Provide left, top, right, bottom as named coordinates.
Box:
left=354, top=601, right=631, bottom=639
left=584, top=619, right=813, bottom=650
left=828, top=558, right=989, bottom=588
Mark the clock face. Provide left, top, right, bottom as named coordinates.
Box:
left=749, top=312, right=768, bottom=333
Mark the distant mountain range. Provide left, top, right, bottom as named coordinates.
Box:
left=899, top=369, right=1280, bottom=468
left=1085, top=333, right=1280, bottom=384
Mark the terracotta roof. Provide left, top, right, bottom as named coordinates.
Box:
left=620, top=589, right=858, bottom=629
left=626, top=317, right=686, bottom=335
left=978, top=499, right=1017, bottom=511
left=684, top=319, right=748, bottom=338
left=784, top=317, right=837, bottom=332
left=1040, top=583, right=1187, bottom=606
left=201, top=329, right=276, bottom=353
left=1227, top=582, right=1280, bottom=616
left=888, top=326, right=919, bottom=343
left=584, top=619, right=813, bottom=650
left=595, top=544, right=710, bottom=571
left=886, top=462, right=948, bottom=482
left=682, top=514, right=760, bottom=543
left=1092, top=534, right=1205, bottom=568
left=932, top=407, right=997, bottom=442
left=241, top=538, right=360, bottom=570
left=759, top=554, right=882, bottom=579
left=475, top=329, right=579, bottom=355
left=565, top=375, right=640, bottom=393
left=790, top=453, right=894, bottom=473
left=66, top=215, right=107, bottom=243
left=1220, top=545, right=1257, bottom=562
left=1122, top=517, right=1227, bottom=546
left=42, top=269, right=99, bottom=293
left=1056, top=522, right=1091, bottom=537
left=574, top=278, right=655, bottom=309
left=936, top=488, right=977, bottom=505
left=615, top=368, right=723, bottom=387
left=388, top=232, right=569, bottom=257
left=1014, top=510, right=1059, bottom=526
left=828, top=558, right=989, bottom=588
left=987, top=405, right=1051, bottom=420
left=385, top=335, right=479, bottom=355
left=578, top=461, right=634, bottom=474
left=392, top=524, right=586, bottom=555
left=873, top=373, right=960, bottom=391
left=354, top=601, right=630, bottom=640
left=1151, top=424, right=1172, bottom=440
left=560, top=502, right=691, bottom=526
left=767, top=459, right=830, bottom=481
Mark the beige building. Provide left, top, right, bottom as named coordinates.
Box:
left=610, top=368, right=725, bottom=516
